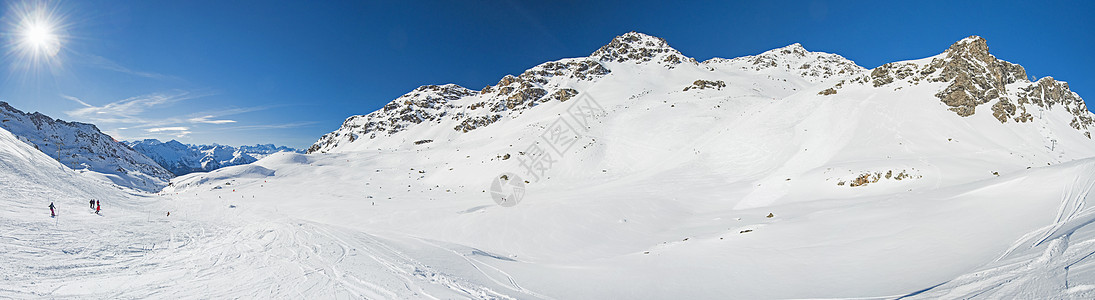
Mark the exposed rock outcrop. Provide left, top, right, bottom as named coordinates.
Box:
left=549, top=88, right=580, bottom=102
left=518, top=59, right=609, bottom=83
left=1014, top=77, right=1094, bottom=133
left=683, top=80, right=726, bottom=91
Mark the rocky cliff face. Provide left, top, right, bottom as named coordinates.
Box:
left=0, top=101, right=174, bottom=192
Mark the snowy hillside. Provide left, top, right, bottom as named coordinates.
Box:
left=0, top=125, right=516, bottom=299
left=125, top=139, right=302, bottom=176
left=0, top=102, right=173, bottom=192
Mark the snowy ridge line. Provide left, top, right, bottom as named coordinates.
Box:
left=308, top=31, right=868, bottom=154
left=0, top=101, right=173, bottom=192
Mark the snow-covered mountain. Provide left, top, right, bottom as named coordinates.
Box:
left=125, top=139, right=302, bottom=176
left=310, top=33, right=1090, bottom=156
left=0, top=101, right=173, bottom=192
left=6, top=31, right=1095, bottom=299
left=277, top=32, right=1094, bottom=297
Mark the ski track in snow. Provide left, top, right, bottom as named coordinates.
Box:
left=909, top=163, right=1095, bottom=299
left=411, top=237, right=552, bottom=300
left=0, top=194, right=520, bottom=299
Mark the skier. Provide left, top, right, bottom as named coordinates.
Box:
left=90, top=199, right=95, bottom=209
left=49, top=202, right=55, bottom=217
left=95, top=201, right=101, bottom=215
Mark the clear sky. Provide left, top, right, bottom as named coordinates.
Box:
left=0, top=0, right=1092, bottom=149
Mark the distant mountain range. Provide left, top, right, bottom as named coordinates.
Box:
left=0, top=101, right=302, bottom=191
left=125, top=139, right=303, bottom=176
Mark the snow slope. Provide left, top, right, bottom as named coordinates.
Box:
left=0, top=126, right=524, bottom=299
left=0, top=102, right=173, bottom=192
left=125, top=139, right=302, bottom=176
left=159, top=148, right=1095, bottom=298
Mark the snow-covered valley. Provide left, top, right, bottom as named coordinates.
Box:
left=4, top=32, right=1095, bottom=299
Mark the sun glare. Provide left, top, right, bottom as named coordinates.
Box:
left=5, top=1, right=69, bottom=68
left=21, top=20, right=60, bottom=55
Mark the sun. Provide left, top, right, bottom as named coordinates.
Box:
left=5, top=1, right=69, bottom=68
left=19, top=19, right=61, bottom=56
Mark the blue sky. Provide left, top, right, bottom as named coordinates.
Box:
left=0, top=0, right=1092, bottom=149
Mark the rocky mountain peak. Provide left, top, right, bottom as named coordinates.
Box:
left=933, top=36, right=1028, bottom=116
left=945, top=36, right=990, bottom=59
left=938, top=35, right=1027, bottom=84
left=860, top=36, right=1027, bottom=115
left=591, top=31, right=695, bottom=67
left=846, top=36, right=1092, bottom=137
left=765, top=43, right=808, bottom=57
